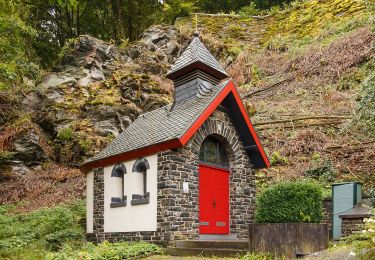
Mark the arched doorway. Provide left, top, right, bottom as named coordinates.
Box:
left=199, top=136, right=230, bottom=235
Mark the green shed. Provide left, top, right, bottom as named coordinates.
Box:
left=332, top=182, right=362, bottom=240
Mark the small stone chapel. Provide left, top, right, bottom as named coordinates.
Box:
left=81, top=33, right=270, bottom=244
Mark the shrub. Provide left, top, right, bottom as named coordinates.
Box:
left=368, top=189, right=375, bottom=207
left=45, top=228, right=84, bottom=251
left=163, top=0, right=195, bottom=23
left=0, top=201, right=163, bottom=259
left=355, top=211, right=375, bottom=259
left=239, top=3, right=259, bottom=17
left=304, top=159, right=336, bottom=183
left=241, top=252, right=278, bottom=260
left=270, top=151, right=289, bottom=166
left=255, top=181, right=323, bottom=223
left=56, top=127, right=74, bottom=141
left=0, top=201, right=85, bottom=258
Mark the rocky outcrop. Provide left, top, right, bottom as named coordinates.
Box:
left=5, top=25, right=186, bottom=170
left=140, top=26, right=182, bottom=61
left=12, top=131, right=49, bottom=165
left=38, top=35, right=123, bottom=91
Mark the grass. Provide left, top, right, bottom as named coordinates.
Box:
left=0, top=201, right=162, bottom=260
left=0, top=201, right=275, bottom=260
left=47, top=241, right=162, bottom=260
left=176, top=0, right=373, bottom=60
left=0, top=201, right=85, bottom=259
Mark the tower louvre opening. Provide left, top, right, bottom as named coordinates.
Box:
left=166, top=35, right=228, bottom=105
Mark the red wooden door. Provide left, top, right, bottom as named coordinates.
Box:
left=199, top=164, right=229, bottom=234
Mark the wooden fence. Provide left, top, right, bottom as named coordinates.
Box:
left=249, top=223, right=329, bottom=258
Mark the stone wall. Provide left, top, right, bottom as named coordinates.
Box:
left=88, top=106, right=256, bottom=244
left=89, top=167, right=105, bottom=243
left=157, top=106, right=256, bottom=243
left=341, top=217, right=365, bottom=237
left=87, top=231, right=166, bottom=245
left=322, top=198, right=333, bottom=238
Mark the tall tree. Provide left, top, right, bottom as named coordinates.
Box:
left=0, top=0, right=38, bottom=89
left=25, top=0, right=163, bottom=66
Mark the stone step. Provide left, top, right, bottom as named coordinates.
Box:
left=166, top=247, right=249, bottom=257
left=175, top=240, right=249, bottom=250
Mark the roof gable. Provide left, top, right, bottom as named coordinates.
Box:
left=81, top=80, right=270, bottom=173
left=179, top=80, right=270, bottom=168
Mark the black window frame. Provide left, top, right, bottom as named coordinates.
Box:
left=199, top=136, right=229, bottom=168
left=131, top=157, right=150, bottom=205
left=110, top=163, right=127, bottom=208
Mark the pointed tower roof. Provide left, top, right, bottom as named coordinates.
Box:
left=166, top=34, right=228, bottom=80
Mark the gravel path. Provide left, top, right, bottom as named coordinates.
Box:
left=144, top=246, right=360, bottom=260
left=303, top=246, right=358, bottom=260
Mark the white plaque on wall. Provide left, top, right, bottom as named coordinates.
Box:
left=183, top=182, right=189, bottom=193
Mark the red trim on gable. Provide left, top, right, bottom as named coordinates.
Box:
left=81, top=79, right=270, bottom=173
left=80, top=138, right=182, bottom=174
left=179, top=81, right=233, bottom=145
left=179, top=79, right=270, bottom=168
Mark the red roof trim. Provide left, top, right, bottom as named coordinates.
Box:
left=180, top=79, right=270, bottom=168
left=80, top=138, right=182, bottom=173
left=81, top=79, right=270, bottom=173
left=179, top=81, right=233, bottom=144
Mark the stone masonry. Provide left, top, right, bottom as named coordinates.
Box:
left=157, top=106, right=256, bottom=243
left=87, top=167, right=105, bottom=243
left=341, top=217, right=366, bottom=237
left=88, top=106, right=256, bottom=244
left=322, top=197, right=333, bottom=238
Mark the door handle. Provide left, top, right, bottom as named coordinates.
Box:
left=213, top=199, right=216, bottom=208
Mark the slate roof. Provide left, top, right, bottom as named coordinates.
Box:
left=175, top=75, right=214, bottom=103
left=166, top=36, right=228, bottom=80
left=339, top=200, right=373, bottom=218
left=85, top=80, right=230, bottom=164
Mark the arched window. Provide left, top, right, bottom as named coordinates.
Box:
left=131, top=157, right=150, bottom=205
left=110, top=163, right=127, bottom=208
left=199, top=136, right=228, bottom=168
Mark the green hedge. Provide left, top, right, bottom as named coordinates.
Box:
left=255, top=181, right=323, bottom=223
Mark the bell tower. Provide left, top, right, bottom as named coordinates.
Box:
left=166, top=33, right=228, bottom=104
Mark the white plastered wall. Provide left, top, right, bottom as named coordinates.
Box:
left=86, top=170, right=94, bottom=233
left=104, top=154, right=158, bottom=232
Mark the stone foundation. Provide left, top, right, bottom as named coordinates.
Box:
left=87, top=231, right=167, bottom=245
